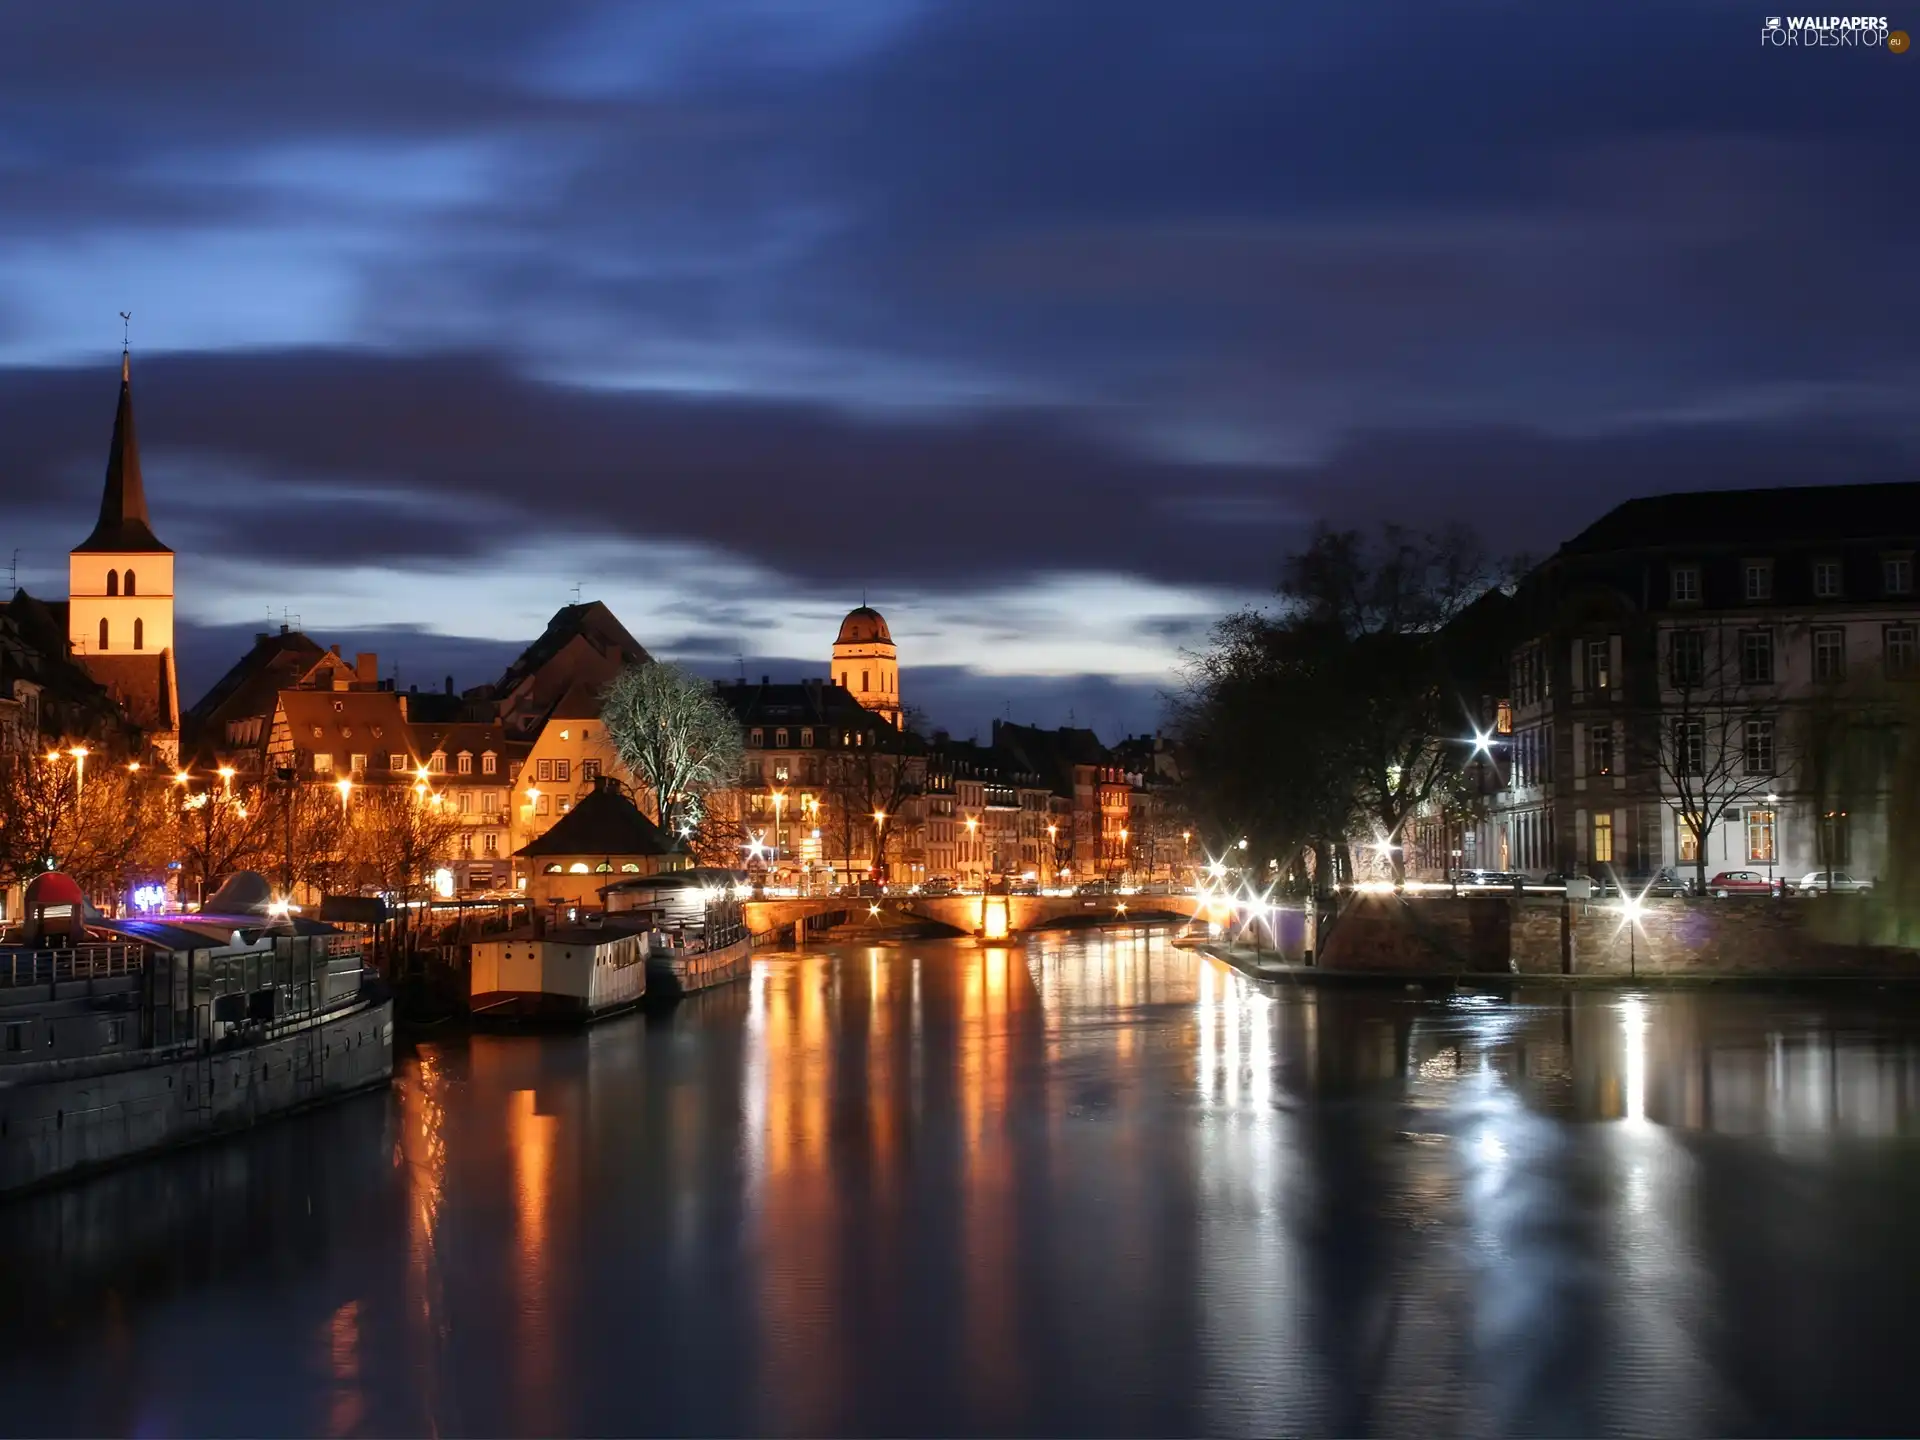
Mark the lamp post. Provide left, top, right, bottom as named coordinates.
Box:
left=872, top=810, right=886, bottom=879
left=771, top=789, right=786, bottom=874
left=67, top=745, right=88, bottom=802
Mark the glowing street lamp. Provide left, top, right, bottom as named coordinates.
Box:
left=217, top=765, right=235, bottom=794
left=336, top=777, right=353, bottom=815
left=67, top=745, right=88, bottom=800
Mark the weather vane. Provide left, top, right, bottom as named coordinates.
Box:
left=119, top=310, right=131, bottom=349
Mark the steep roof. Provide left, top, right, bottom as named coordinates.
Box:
left=492, top=602, right=650, bottom=702
left=516, top=780, right=680, bottom=858
left=991, top=720, right=1113, bottom=795
left=74, top=352, right=170, bottom=555
left=185, top=629, right=334, bottom=731
left=1561, top=482, right=1920, bottom=557
left=0, top=590, right=141, bottom=746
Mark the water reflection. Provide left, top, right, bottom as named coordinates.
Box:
left=5, top=935, right=1920, bottom=1435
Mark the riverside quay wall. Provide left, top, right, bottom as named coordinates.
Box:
left=1316, top=893, right=1920, bottom=978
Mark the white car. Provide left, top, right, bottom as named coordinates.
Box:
left=1791, top=870, right=1875, bottom=895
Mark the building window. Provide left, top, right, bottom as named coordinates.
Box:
left=105, top=569, right=119, bottom=596
left=544, top=862, right=562, bottom=874
left=1591, top=813, right=1614, bottom=864
left=483, top=791, right=500, bottom=814
left=1884, top=554, right=1913, bottom=596
left=482, top=752, right=497, bottom=775
left=313, top=752, right=333, bottom=774
left=459, top=831, right=473, bottom=855
left=554, top=759, right=571, bottom=782
left=536, top=759, right=553, bottom=781
left=1495, top=700, right=1512, bottom=735
left=1671, top=565, right=1701, bottom=604
left=1886, top=625, right=1917, bottom=678
left=1748, top=809, right=1776, bottom=864
left=1673, top=719, right=1703, bottom=775
left=801, top=728, right=814, bottom=747
left=1740, top=630, right=1774, bottom=684
left=457, top=791, right=471, bottom=814
left=1744, top=560, right=1773, bottom=601
left=428, top=752, right=445, bottom=774
left=1821, top=811, right=1852, bottom=865
left=484, top=833, right=498, bottom=856
left=537, top=794, right=551, bottom=816
left=6, top=1023, right=25, bottom=1052
left=1813, top=627, right=1847, bottom=682
left=1678, top=812, right=1702, bottom=863
left=750, top=729, right=764, bottom=747
left=861, top=671, right=870, bottom=692
left=458, top=751, right=473, bottom=774
left=1744, top=717, right=1775, bottom=775
left=134, top=618, right=144, bottom=650
left=582, top=760, right=601, bottom=782
left=1814, top=559, right=1843, bottom=599
left=1670, top=629, right=1706, bottom=689
left=1584, top=639, right=1610, bottom=692
left=1588, top=725, right=1613, bottom=777
left=390, top=754, right=406, bottom=772
left=98, top=618, right=108, bottom=652
left=125, top=570, right=136, bottom=596
left=775, top=728, right=789, bottom=747
left=348, top=753, right=365, bottom=774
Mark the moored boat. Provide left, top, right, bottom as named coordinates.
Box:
left=0, top=870, right=393, bottom=1198
left=603, top=869, right=756, bottom=999
left=469, top=917, right=649, bottom=1023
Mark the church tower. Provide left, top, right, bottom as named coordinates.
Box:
left=832, top=605, right=902, bottom=729
left=68, top=350, right=179, bottom=759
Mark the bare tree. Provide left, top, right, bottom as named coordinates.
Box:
left=1648, top=621, right=1800, bottom=893
left=600, top=663, right=744, bottom=836
left=820, top=741, right=918, bottom=881
left=171, top=775, right=278, bottom=905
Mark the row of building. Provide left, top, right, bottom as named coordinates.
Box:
left=1406, top=483, right=1920, bottom=886
left=3, top=351, right=1183, bottom=907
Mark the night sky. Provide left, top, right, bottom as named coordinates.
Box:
left=1, top=2, right=1913, bottom=738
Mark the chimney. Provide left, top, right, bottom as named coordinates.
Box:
left=355, top=652, right=377, bottom=684
left=328, top=642, right=340, bottom=655
left=283, top=624, right=292, bottom=636
left=444, top=675, right=454, bottom=696
left=397, top=694, right=408, bottom=721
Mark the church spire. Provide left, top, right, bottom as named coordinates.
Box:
left=75, top=347, right=170, bottom=554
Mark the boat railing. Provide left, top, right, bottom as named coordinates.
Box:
left=1, top=943, right=145, bottom=988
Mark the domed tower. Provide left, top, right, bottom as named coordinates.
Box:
left=832, top=605, right=902, bottom=729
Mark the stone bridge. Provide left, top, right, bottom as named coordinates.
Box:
left=744, top=892, right=1210, bottom=940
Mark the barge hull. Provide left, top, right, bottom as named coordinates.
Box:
left=0, top=999, right=394, bottom=1199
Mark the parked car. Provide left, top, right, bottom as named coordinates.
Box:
left=1706, top=869, right=1775, bottom=898
left=1075, top=878, right=1116, bottom=897
left=919, top=875, right=956, bottom=897
left=1790, top=870, right=1875, bottom=895
left=1455, top=868, right=1516, bottom=887
left=1589, top=866, right=1693, bottom=898
left=1010, top=880, right=1040, bottom=896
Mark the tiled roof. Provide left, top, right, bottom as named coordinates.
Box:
left=515, top=781, right=681, bottom=858
left=1561, top=482, right=1920, bottom=556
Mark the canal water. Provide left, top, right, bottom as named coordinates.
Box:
left=5, top=932, right=1920, bottom=1437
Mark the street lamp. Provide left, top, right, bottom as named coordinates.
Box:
left=337, top=777, right=354, bottom=815
left=67, top=745, right=88, bottom=801
left=217, top=764, right=235, bottom=794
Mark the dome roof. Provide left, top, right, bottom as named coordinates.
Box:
left=24, top=871, right=86, bottom=910
left=835, top=605, right=893, bottom=646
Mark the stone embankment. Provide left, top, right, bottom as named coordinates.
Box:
left=1202, top=892, right=1920, bottom=983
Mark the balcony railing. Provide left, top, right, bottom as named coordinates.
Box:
left=1, top=944, right=145, bottom=988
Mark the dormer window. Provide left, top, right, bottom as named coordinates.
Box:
left=750, top=728, right=764, bottom=746
left=429, top=752, right=446, bottom=773
left=1670, top=564, right=1701, bottom=604
left=1814, top=558, right=1843, bottom=598
left=482, top=751, right=497, bottom=775
left=458, top=751, right=473, bottom=774
left=775, top=728, right=789, bottom=747
left=801, top=728, right=814, bottom=747
left=1743, top=560, right=1773, bottom=602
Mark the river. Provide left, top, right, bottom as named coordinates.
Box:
left=4, top=931, right=1920, bottom=1436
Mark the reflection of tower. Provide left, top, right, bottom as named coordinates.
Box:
left=831, top=605, right=902, bottom=729
left=68, top=349, right=179, bottom=760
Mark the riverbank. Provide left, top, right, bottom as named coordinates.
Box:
left=1187, top=937, right=1920, bottom=990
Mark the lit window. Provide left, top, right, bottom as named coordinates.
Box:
left=1584, top=639, right=1610, bottom=691
left=1814, top=559, right=1843, bottom=598
left=390, top=754, right=406, bottom=772
left=568, top=862, right=590, bottom=873
left=1494, top=701, right=1512, bottom=735
left=350, top=753, right=366, bottom=774
left=1591, top=813, right=1614, bottom=864
left=1670, top=564, right=1701, bottom=604
left=544, top=863, right=563, bottom=874
left=536, top=759, right=552, bottom=782
left=1678, top=812, right=1702, bottom=863
left=621, top=862, right=640, bottom=873
left=554, top=759, right=570, bottom=782
left=1748, top=809, right=1776, bottom=864
left=312, top=752, right=333, bottom=774
left=458, top=752, right=473, bottom=774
